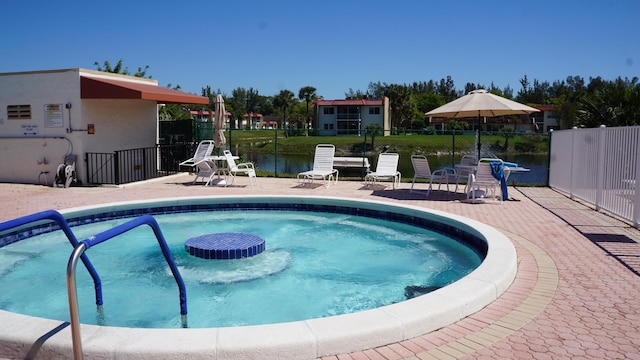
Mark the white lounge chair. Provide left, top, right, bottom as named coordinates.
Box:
left=467, top=158, right=503, bottom=203
left=409, top=155, right=450, bottom=195
left=223, top=150, right=257, bottom=186
left=179, top=140, right=218, bottom=185
left=179, top=140, right=214, bottom=167
left=297, top=144, right=339, bottom=187
left=365, top=152, right=401, bottom=189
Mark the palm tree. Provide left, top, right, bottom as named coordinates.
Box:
left=273, top=90, right=296, bottom=135
left=298, top=86, right=317, bottom=133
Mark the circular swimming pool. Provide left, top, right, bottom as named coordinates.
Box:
left=0, top=195, right=517, bottom=359
left=1, top=208, right=483, bottom=328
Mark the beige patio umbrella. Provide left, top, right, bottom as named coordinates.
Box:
left=425, top=89, right=539, bottom=158
left=213, top=94, right=227, bottom=148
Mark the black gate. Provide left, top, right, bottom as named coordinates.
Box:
left=86, top=144, right=192, bottom=185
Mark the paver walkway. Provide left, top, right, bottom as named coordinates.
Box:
left=1, top=175, right=640, bottom=359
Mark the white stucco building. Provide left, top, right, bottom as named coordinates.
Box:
left=314, top=97, right=390, bottom=136
left=0, top=68, right=208, bottom=185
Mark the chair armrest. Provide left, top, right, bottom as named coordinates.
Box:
left=193, top=158, right=210, bottom=166
left=178, top=158, right=195, bottom=166
left=236, top=162, right=255, bottom=170
left=432, top=168, right=450, bottom=176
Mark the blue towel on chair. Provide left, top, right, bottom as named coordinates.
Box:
left=489, top=161, right=508, bottom=201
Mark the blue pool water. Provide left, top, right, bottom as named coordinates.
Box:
left=0, top=209, right=483, bottom=329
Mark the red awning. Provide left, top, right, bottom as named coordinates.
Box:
left=80, top=76, right=209, bottom=104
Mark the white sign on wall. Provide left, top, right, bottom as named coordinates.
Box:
left=21, top=124, right=39, bottom=136
left=44, top=104, right=64, bottom=128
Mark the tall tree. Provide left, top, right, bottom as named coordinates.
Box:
left=384, top=84, right=413, bottom=129
left=298, top=86, right=317, bottom=130
left=577, top=77, right=640, bottom=127
left=272, top=90, right=296, bottom=132
left=367, top=82, right=385, bottom=99
left=245, top=88, right=262, bottom=114
left=94, top=59, right=151, bottom=78
left=229, top=87, right=249, bottom=128
left=410, top=80, right=437, bottom=94
left=437, top=76, right=457, bottom=102
left=201, top=85, right=216, bottom=109
left=549, top=76, right=586, bottom=128
left=414, top=92, right=445, bottom=123
left=463, top=82, right=484, bottom=95
left=345, top=88, right=370, bottom=99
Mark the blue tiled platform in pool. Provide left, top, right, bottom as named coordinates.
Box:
left=185, top=232, right=265, bottom=259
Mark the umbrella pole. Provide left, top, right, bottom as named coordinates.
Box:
left=477, top=111, right=481, bottom=161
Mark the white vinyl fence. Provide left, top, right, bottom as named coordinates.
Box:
left=549, top=126, right=640, bottom=228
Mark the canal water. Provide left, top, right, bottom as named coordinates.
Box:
left=240, top=152, right=549, bottom=185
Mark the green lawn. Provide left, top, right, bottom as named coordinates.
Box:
left=226, top=129, right=548, bottom=156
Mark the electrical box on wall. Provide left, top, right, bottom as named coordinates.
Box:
left=88, top=124, right=95, bottom=134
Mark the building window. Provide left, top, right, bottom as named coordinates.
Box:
left=337, top=106, right=359, bottom=119
left=369, top=107, right=380, bottom=115
left=323, top=107, right=334, bottom=115
left=7, top=105, right=31, bottom=119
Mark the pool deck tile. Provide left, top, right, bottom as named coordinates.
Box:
left=2, top=174, right=640, bottom=359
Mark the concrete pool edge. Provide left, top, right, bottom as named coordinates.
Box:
left=0, top=195, right=517, bottom=359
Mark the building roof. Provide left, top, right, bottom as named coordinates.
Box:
left=189, top=110, right=232, bottom=116
left=81, top=76, right=209, bottom=104
left=190, top=111, right=262, bottom=117
left=0, top=68, right=209, bottom=105
left=534, top=105, right=559, bottom=111
left=316, top=99, right=384, bottom=106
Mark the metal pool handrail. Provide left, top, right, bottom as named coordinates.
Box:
left=0, top=210, right=104, bottom=306
left=66, top=214, right=187, bottom=360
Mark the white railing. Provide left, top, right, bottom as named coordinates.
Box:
left=549, top=126, right=640, bottom=228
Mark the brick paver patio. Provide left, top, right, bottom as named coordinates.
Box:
left=1, top=174, right=639, bottom=359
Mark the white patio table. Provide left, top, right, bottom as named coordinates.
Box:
left=204, top=155, right=239, bottom=186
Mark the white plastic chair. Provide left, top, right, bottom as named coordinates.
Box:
left=297, top=144, right=339, bottom=187
left=455, top=154, right=477, bottom=193
left=365, top=152, right=401, bottom=189
left=179, top=140, right=214, bottom=167
left=409, top=155, right=450, bottom=195
left=467, top=158, right=503, bottom=203
left=179, top=140, right=217, bottom=185
left=195, top=160, right=222, bottom=186
left=224, top=150, right=257, bottom=186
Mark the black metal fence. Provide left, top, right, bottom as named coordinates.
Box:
left=86, top=144, right=192, bottom=185
left=223, top=129, right=550, bottom=185
left=85, top=130, right=550, bottom=186
left=159, top=119, right=213, bottom=145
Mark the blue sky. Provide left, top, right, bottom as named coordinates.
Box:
left=1, top=0, right=638, bottom=100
